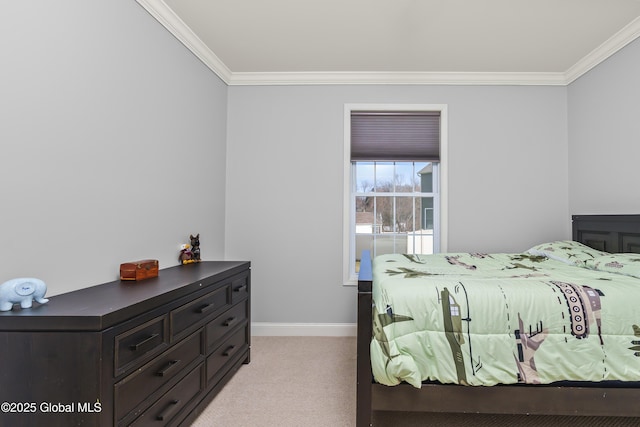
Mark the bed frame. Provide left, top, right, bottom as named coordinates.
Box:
left=356, top=214, right=640, bottom=426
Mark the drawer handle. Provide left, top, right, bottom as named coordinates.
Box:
left=156, top=359, right=181, bottom=377
left=223, top=345, right=236, bottom=357
left=234, top=285, right=247, bottom=293
left=156, top=399, right=180, bottom=421
left=197, top=303, right=214, bottom=314
left=223, top=317, right=237, bottom=327
left=129, top=333, right=159, bottom=352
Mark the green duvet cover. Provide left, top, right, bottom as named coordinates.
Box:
left=371, top=246, right=640, bottom=388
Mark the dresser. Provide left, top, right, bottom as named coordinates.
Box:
left=0, top=261, right=250, bottom=427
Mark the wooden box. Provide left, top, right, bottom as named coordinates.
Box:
left=120, top=259, right=159, bottom=281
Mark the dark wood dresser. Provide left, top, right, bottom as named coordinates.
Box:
left=0, top=261, right=250, bottom=427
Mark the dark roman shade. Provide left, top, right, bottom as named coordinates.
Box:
left=350, top=110, right=441, bottom=161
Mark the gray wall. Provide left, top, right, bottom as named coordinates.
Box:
left=568, top=37, right=640, bottom=214
left=225, top=84, right=570, bottom=324
left=0, top=1, right=228, bottom=296
left=7, top=2, right=637, bottom=326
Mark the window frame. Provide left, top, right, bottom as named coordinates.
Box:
left=342, top=104, right=448, bottom=286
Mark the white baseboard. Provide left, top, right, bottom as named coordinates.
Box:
left=251, top=322, right=357, bottom=337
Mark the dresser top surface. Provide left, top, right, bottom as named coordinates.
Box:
left=0, top=261, right=250, bottom=331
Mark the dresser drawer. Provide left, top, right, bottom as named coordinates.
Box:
left=230, top=273, right=249, bottom=305
left=205, top=302, right=248, bottom=351
left=128, top=364, right=205, bottom=427
left=114, top=331, right=204, bottom=421
left=115, top=315, right=169, bottom=376
left=171, top=285, right=230, bottom=339
left=206, top=327, right=248, bottom=384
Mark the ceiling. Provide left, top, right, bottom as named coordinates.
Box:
left=136, top=0, right=640, bottom=85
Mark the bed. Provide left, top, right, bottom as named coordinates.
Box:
left=356, top=214, right=640, bottom=426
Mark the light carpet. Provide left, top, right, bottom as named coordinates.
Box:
left=192, top=336, right=639, bottom=427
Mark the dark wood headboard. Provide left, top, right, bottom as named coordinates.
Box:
left=572, top=214, right=640, bottom=253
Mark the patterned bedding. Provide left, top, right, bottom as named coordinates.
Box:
left=370, top=241, right=640, bottom=388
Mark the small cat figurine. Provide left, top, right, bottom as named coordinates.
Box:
left=190, top=234, right=201, bottom=262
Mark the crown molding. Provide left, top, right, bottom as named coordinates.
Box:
left=136, top=0, right=232, bottom=84
left=138, top=0, right=640, bottom=87
left=227, top=71, right=567, bottom=86
left=565, top=16, right=640, bottom=84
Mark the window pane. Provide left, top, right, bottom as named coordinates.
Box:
left=355, top=196, right=374, bottom=233
left=375, top=196, right=394, bottom=232
left=408, top=230, right=434, bottom=255
left=373, top=234, right=406, bottom=256
left=354, top=162, right=374, bottom=193
left=414, top=197, right=422, bottom=232
left=394, top=163, right=414, bottom=193
left=374, top=162, right=394, bottom=192
left=421, top=196, right=434, bottom=230
left=416, top=162, right=433, bottom=193
left=395, top=196, right=415, bottom=232
left=355, top=234, right=374, bottom=273
left=407, top=197, right=434, bottom=255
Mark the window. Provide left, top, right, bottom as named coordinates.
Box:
left=353, top=160, right=439, bottom=262
left=343, top=104, right=448, bottom=285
